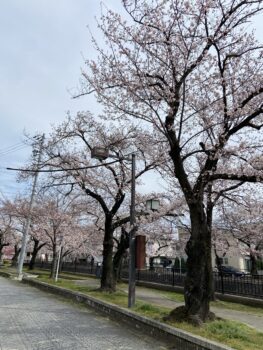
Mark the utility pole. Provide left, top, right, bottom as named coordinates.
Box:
left=17, top=134, right=45, bottom=280
left=128, top=153, right=136, bottom=308
left=55, top=235, right=63, bottom=282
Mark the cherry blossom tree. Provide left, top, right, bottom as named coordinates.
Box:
left=30, top=190, right=89, bottom=278
left=0, top=197, right=26, bottom=266
left=41, top=113, right=164, bottom=290
left=140, top=213, right=180, bottom=257
left=205, top=180, right=245, bottom=271
left=0, top=210, right=13, bottom=264
left=0, top=191, right=90, bottom=274
left=220, top=193, right=263, bottom=274
left=79, top=0, right=263, bottom=323
left=1, top=196, right=47, bottom=270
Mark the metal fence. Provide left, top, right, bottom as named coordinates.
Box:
left=34, top=261, right=263, bottom=299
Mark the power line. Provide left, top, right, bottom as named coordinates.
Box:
left=0, top=149, right=28, bottom=158
left=0, top=190, right=28, bottom=194
left=6, top=159, right=121, bottom=173
left=0, top=144, right=29, bottom=157
left=0, top=142, right=25, bottom=151
left=0, top=185, right=27, bottom=190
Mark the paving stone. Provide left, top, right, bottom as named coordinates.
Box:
left=0, top=277, right=170, bottom=350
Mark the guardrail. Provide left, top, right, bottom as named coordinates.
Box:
left=34, top=261, right=263, bottom=299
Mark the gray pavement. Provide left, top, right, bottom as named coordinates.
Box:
left=0, top=277, right=171, bottom=350
left=76, top=278, right=263, bottom=332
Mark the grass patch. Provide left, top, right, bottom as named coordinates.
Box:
left=211, top=300, right=263, bottom=316
left=152, top=289, right=185, bottom=303
left=138, top=287, right=263, bottom=316
left=0, top=265, right=90, bottom=281
left=135, top=303, right=170, bottom=320
left=1, top=266, right=17, bottom=273
left=37, top=275, right=96, bottom=293
left=28, top=268, right=89, bottom=281
left=167, top=319, right=263, bottom=350
left=207, top=320, right=248, bottom=340
left=89, top=290, right=129, bottom=308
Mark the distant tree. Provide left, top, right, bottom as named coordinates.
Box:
left=220, top=194, right=263, bottom=274
left=0, top=211, right=12, bottom=264
left=142, top=215, right=181, bottom=258
left=42, top=113, right=163, bottom=290
left=2, top=196, right=47, bottom=270
left=31, top=191, right=88, bottom=278
left=0, top=198, right=25, bottom=266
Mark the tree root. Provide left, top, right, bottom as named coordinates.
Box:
left=97, top=286, right=116, bottom=293
left=163, top=306, right=216, bottom=327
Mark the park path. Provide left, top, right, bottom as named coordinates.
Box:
left=0, top=277, right=170, bottom=350
left=134, top=286, right=263, bottom=331
left=76, top=277, right=263, bottom=332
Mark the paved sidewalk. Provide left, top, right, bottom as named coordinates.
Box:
left=0, top=277, right=170, bottom=350
left=76, top=277, right=263, bottom=332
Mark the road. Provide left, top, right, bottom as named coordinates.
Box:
left=0, top=277, right=171, bottom=350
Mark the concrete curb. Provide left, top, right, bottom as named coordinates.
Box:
left=22, top=277, right=233, bottom=350
left=215, top=292, right=263, bottom=307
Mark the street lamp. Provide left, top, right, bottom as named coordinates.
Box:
left=91, top=147, right=109, bottom=160
left=91, top=147, right=136, bottom=308
left=146, top=199, right=160, bottom=211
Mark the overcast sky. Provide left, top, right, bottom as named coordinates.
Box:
left=0, top=1, right=262, bottom=199
left=0, top=0, right=119, bottom=198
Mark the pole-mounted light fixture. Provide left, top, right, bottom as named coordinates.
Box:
left=91, top=147, right=109, bottom=160
left=146, top=199, right=160, bottom=211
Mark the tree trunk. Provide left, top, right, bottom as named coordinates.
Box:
left=11, top=245, right=21, bottom=267
left=250, top=253, right=258, bottom=275
left=28, top=240, right=46, bottom=270
left=100, top=217, right=115, bottom=291
left=184, top=203, right=213, bottom=324
left=0, top=242, right=9, bottom=265
left=50, top=247, right=57, bottom=279
left=166, top=142, right=214, bottom=324
left=0, top=244, right=7, bottom=264
left=206, top=186, right=216, bottom=301
left=113, top=227, right=129, bottom=282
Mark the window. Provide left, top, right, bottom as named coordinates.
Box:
left=216, top=257, right=228, bottom=265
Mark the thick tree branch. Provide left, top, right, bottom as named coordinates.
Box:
left=209, top=173, right=263, bottom=182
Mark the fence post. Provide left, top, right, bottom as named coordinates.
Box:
left=220, top=273, right=224, bottom=294
left=172, top=269, right=175, bottom=286
left=74, top=260, right=77, bottom=272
